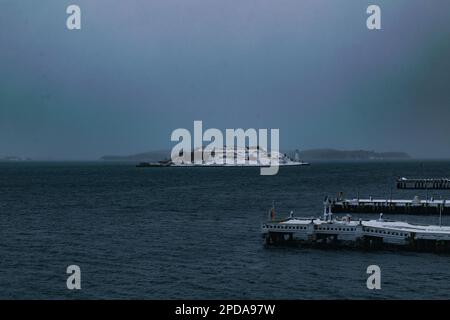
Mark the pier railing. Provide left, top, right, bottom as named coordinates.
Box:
left=397, top=178, right=450, bottom=190
left=331, top=198, right=449, bottom=215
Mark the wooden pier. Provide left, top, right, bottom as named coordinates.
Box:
left=397, top=178, right=450, bottom=190
left=261, top=214, right=450, bottom=253
left=331, top=197, right=450, bottom=215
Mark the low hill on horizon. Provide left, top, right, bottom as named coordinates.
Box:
left=100, top=150, right=170, bottom=162
left=294, top=149, right=411, bottom=161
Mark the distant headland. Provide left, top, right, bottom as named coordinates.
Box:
left=100, top=150, right=171, bottom=162
left=0, top=156, right=32, bottom=162
left=293, top=149, right=411, bottom=161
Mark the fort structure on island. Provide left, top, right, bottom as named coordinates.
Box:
left=137, top=146, right=309, bottom=168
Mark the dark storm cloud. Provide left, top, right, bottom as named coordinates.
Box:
left=0, top=0, right=449, bottom=159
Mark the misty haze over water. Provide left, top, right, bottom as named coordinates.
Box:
left=1, top=0, right=450, bottom=160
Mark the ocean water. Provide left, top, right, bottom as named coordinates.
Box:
left=1, top=161, right=450, bottom=299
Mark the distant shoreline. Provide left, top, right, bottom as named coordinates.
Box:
left=9, top=149, right=450, bottom=163
left=6, top=159, right=450, bottom=164
left=99, top=148, right=412, bottom=162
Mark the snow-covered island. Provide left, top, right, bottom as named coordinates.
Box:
left=136, top=147, right=309, bottom=167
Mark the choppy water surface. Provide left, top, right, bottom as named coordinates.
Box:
left=1, top=161, right=450, bottom=299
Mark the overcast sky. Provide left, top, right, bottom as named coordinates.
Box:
left=1, top=0, right=449, bottom=159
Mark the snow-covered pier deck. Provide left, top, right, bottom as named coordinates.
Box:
left=262, top=215, right=450, bottom=252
